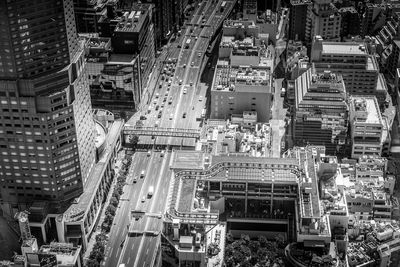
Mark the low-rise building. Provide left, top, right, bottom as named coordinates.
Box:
left=26, top=242, right=82, bottom=267
left=210, top=64, right=272, bottom=122
left=349, top=96, right=384, bottom=159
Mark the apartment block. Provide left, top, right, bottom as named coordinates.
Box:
left=294, top=69, right=349, bottom=155
left=305, top=0, right=342, bottom=43
left=0, top=0, right=97, bottom=216
left=311, top=36, right=380, bottom=97
left=349, top=96, right=384, bottom=159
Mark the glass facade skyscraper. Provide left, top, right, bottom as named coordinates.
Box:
left=0, top=0, right=96, bottom=216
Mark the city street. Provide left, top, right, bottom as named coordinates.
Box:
left=270, top=78, right=287, bottom=157
left=103, top=151, right=172, bottom=267
left=108, top=1, right=237, bottom=266
left=127, top=0, right=233, bottom=147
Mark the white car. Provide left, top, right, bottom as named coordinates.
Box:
left=141, top=196, right=146, bottom=203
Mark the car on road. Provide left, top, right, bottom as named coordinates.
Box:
left=161, top=150, right=165, bottom=157
left=177, top=44, right=181, bottom=48
left=158, top=111, right=162, bottom=118
left=183, top=112, right=187, bottom=118
left=141, top=196, right=146, bottom=203
left=140, top=170, right=145, bottom=178
left=133, top=176, right=138, bottom=183
left=169, top=113, right=173, bottom=120
left=198, top=53, right=201, bottom=57
left=155, top=93, right=159, bottom=98
left=140, top=115, right=147, bottom=120
left=281, top=87, right=286, bottom=97
left=168, top=97, right=173, bottom=104
left=148, top=186, right=154, bottom=197
left=179, top=79, right=183, bottom=85
left=164, top=92, right=168, bottom=97
left=155, top=105, right=159, bottom=111
left=183, top=64, right=186, bottom=68
left=147, top=150, right=151, bottom=157
left=190, top=81, right=193, bottom=86
left=191, top=62, right=194, bottom=67
left=183, top=88, right=187, bottom=94
left=199, top=96, right=203, bottom=101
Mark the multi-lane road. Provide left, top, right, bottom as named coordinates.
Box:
left=103, top=151, right=173, bottom=267
left=106, top=1, right=237, bottom=266
left=127, top=0, right=235, bottom=147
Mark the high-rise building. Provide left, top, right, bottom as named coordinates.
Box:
left=120, top=0, right=186, bottom=46
left=294, top=68, right=349, bottom=154
left=0, top=0, right=96, bottom=216
left=73, top=0, right=114, bottom=33
left=349, top=96, right=384, bottom=159
left=85, top=37, right=141, bottom=118
left=288, top=0, right=311, bottom=42
left=305, top=0, right=342, bottom=43
left=338, top=6, right=361, bottom=39
left=112, top=4, right=156, bottom=90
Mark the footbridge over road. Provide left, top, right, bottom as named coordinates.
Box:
left=124, top=125, right=201, bottom=139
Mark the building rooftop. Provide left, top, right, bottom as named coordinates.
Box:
left=171, top=151, right=205, bottom=170
left=212, top=65, right=271, bottom=92
left=114, top=4, right=150, bottom=33
left=290, top=0, right=312, bottom=5
left=351, top=96, right=382, bottom=124
left=322, top=42, right=368, bottom=56
left=108, top=53, right=137, bottom=63
left=64, top=120, right=124, bottom=223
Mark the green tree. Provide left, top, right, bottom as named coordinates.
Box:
left=101, top=222, right=111, bottom=233
left=105, top=205, right=116, bottom=216
left=86, top=258, right=100, bottom=267
left=129, top=134, right=139, bottom=149
left=112, top=190, right=121, bottom=201
left=104, top=214, right=114, bottom=225
left=95, top=233, right=107, bottom=243
left=110, top=197, right=119, bottom=207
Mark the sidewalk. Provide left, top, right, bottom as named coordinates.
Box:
left=83, top=150, right=126, bottom=263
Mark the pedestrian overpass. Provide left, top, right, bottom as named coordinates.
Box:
left=124, top=125, right=201, bottom=139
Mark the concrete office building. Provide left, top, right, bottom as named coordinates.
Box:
left=112, top=4, right=155, bottom=94
left=0, top=0, right=97, bottom=216
left=305, top=0, right=342, bottom=43
left=210, top=64, right=273, bottom=122
left=311, top=36, right=381, bottom=98
left=349, top=96, right=384, bottom=159
left=294, top=68, right=349, bottom=155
